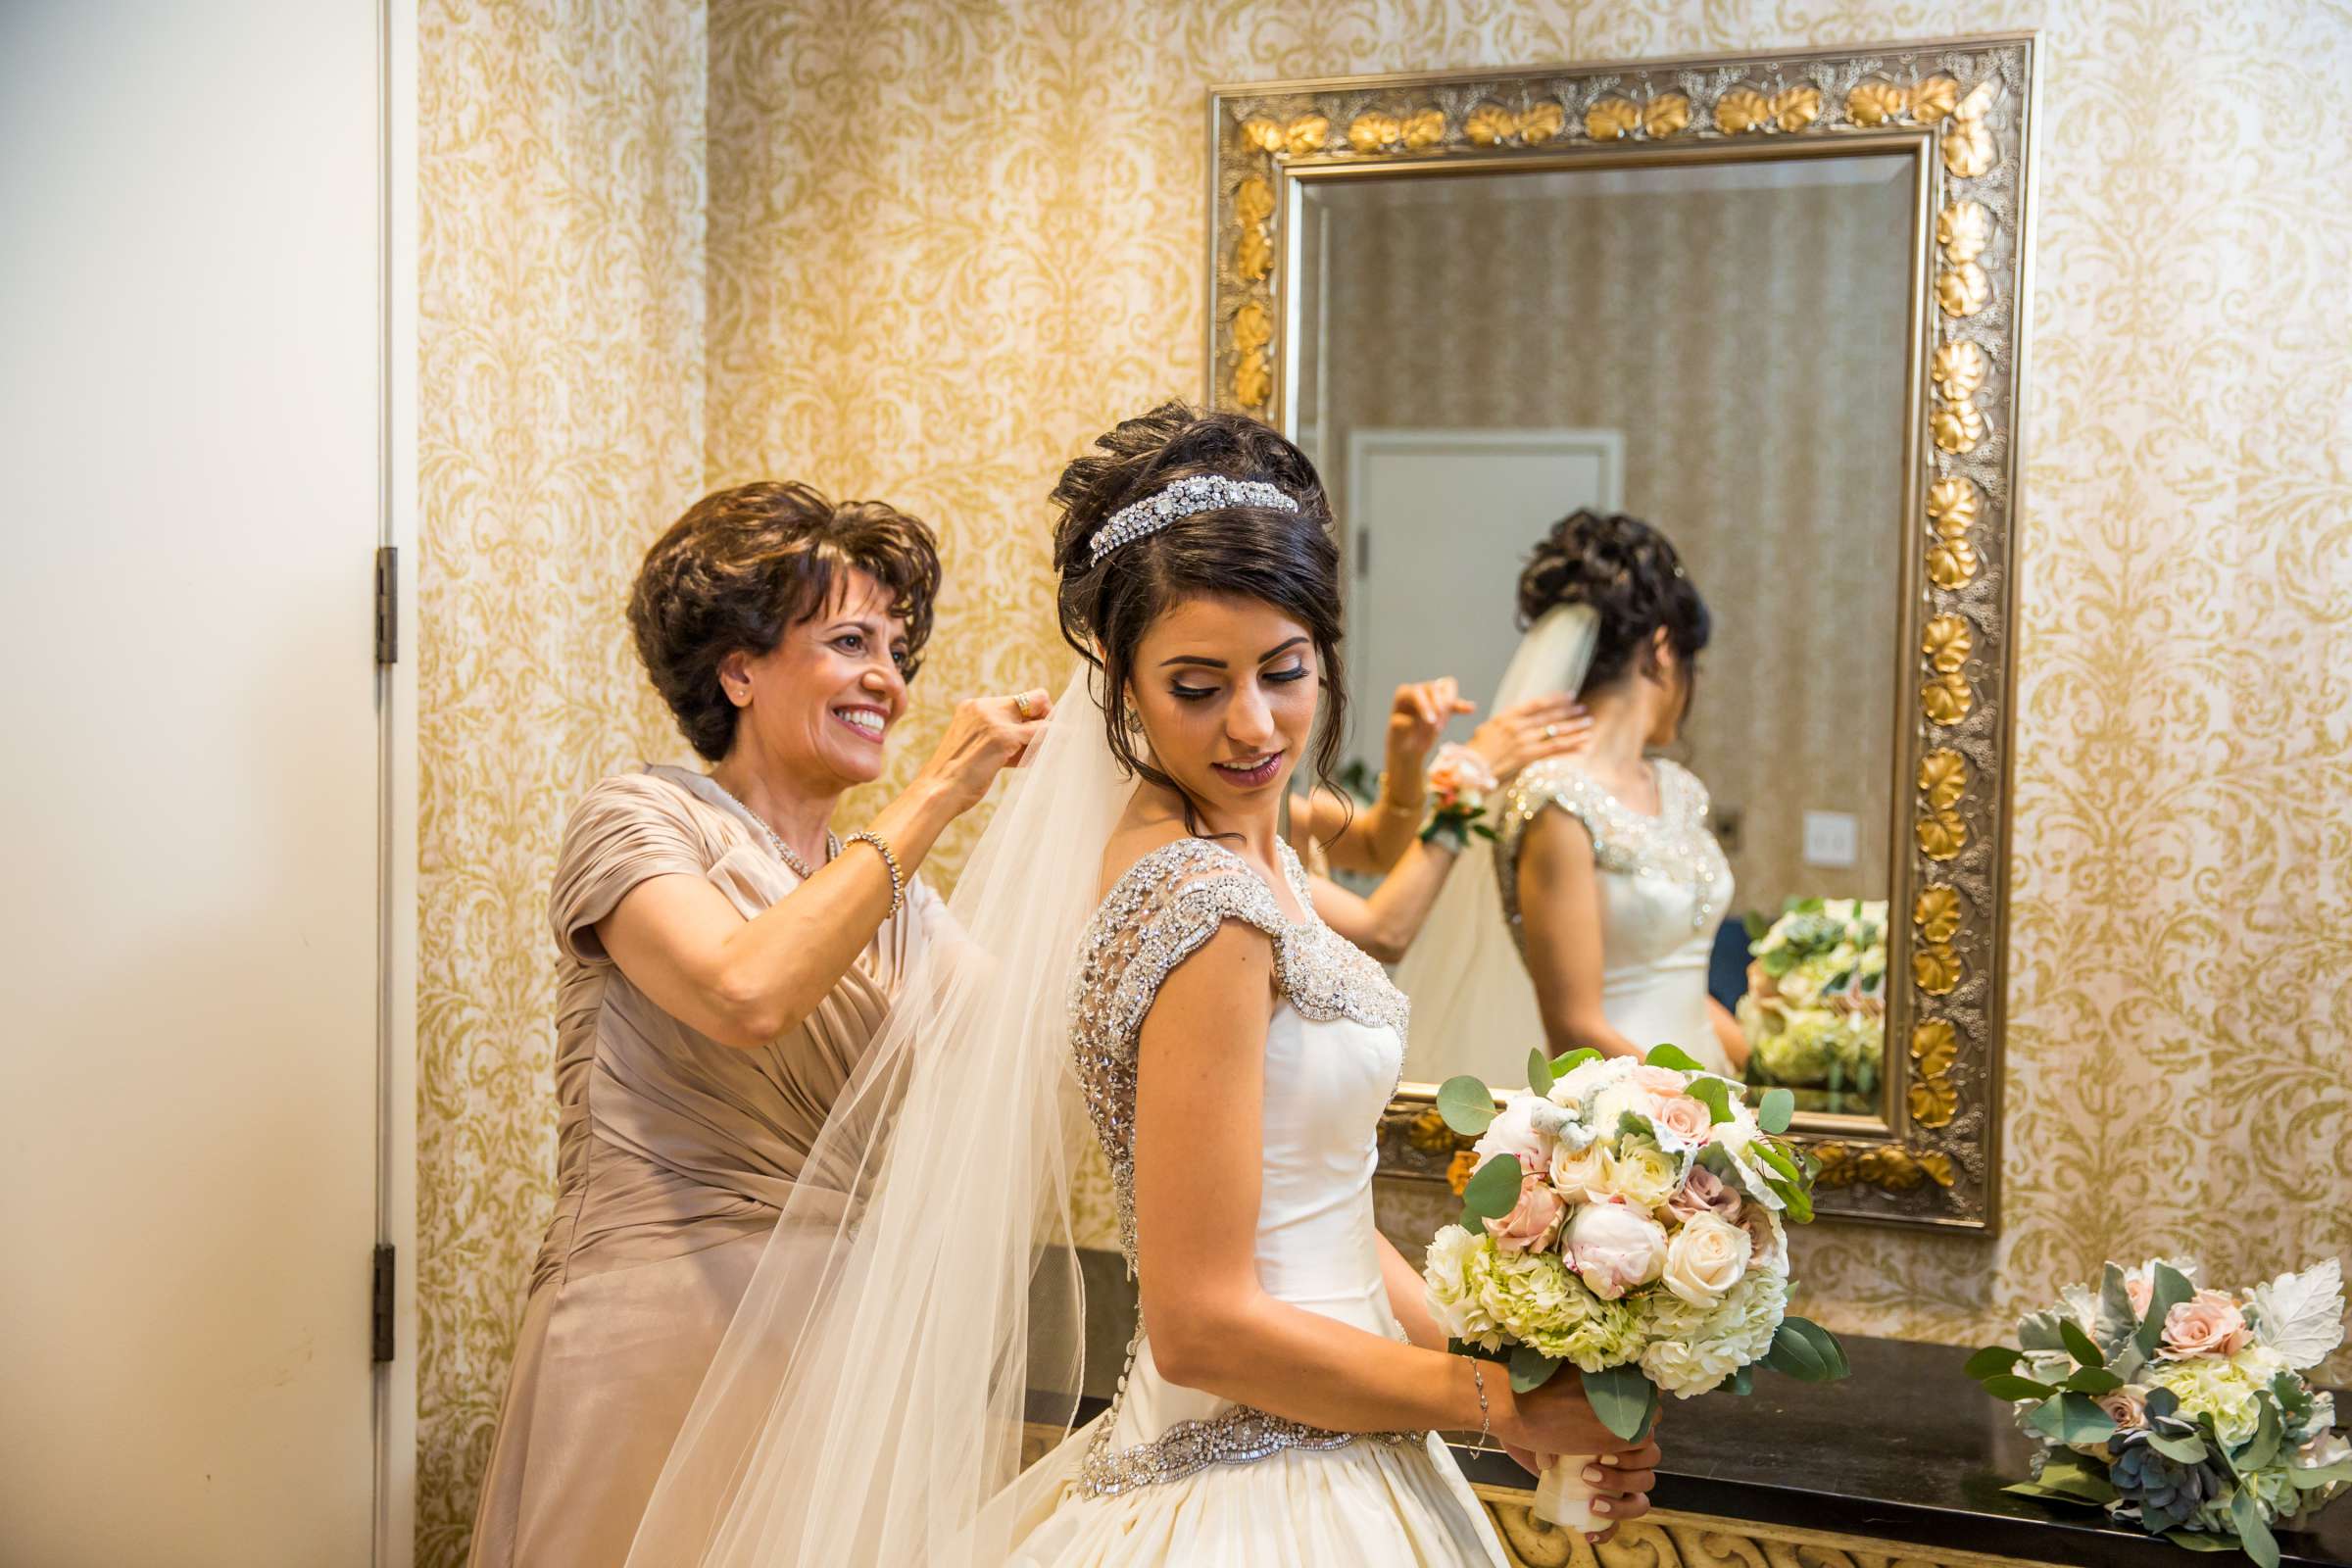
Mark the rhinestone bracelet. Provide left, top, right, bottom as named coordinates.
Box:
left=846, top=829, right=904, bottom=918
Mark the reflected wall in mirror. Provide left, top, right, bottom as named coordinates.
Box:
left=1210, top=36, right=2037, bottom=1229
left=1295, top=156, right=1911, bottom=1121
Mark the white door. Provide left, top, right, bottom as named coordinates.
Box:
left=0, top=4, right=387, bottom=1563
left=1344, top=428, right=1622, bottom=768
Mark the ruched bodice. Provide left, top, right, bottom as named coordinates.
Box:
left=468, top=766, right=942, bottom=1568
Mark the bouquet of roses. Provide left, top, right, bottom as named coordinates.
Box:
left=1967, top=1257, right=2350, bottom=1565
left=1423, top=1044, right=1849, bottom=1528
left=1740, top=898, right=1887, bottom=1098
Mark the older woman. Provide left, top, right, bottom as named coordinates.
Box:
left=466, top=482, right=1046, bottom=1568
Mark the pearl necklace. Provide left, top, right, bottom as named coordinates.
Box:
left=705, top=777, right=838, bottom=881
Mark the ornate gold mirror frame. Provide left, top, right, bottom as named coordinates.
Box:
left=1206, top=35, right=2036, bottom=1230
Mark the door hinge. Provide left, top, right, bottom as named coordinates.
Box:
left=371, top=1243, right=396, bottom=1363
left=373, top=546, right=399, bottom=665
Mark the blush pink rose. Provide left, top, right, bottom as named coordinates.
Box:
left=1650, top=1094, right=1714, bottom=1147
left=1490, top=1174, right=1567, bottom=1254
left=2160, top=1292, right=2249, bottom=1360
left=1629, top=1065, right=1690, bottom=1097
left=1565, top=1201, right=1669, bottom=1300
left=2095, top=1387, right=2148, bottom=1430
left=2126, top=1275, right=2154, bottom=1318
left=1740, top=1207, right=1788, bottom=1274
left=1665, top=1164, right=1742, bottom=1224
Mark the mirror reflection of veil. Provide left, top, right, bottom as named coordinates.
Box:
left=1395, top=510, right=1745, bottom=1086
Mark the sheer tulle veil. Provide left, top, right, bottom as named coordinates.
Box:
left=623, top=664, right=1123, bottom=1566
left=1392, top=605, right=1599, bottom=1082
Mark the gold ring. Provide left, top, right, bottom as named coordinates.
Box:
left=1013, top=692, right=1041, bottom=721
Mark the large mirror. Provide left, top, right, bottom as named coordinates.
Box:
left=1209, top=37, right=2036, bottom=1229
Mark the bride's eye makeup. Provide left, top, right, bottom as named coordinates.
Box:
left=1169, top=679, right=1220, bottom=702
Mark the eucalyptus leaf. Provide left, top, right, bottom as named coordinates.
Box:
left=2095, top=1262, right=2139, bottom=1352
left=2289, top=1457, right=2352, bottom=1490
left=2231, top=1488, right=2282, bottom=1568
left=1643, top=1043, right=1706, bottom=1073
left=1459, top=1152, right=1523, bottom=1223
left=1764, top=1320, right=1830, bottom=1382
left=1526, top=1047, right=1554, bottom=1096
left=2136, top=1263, right=2195, bottom=1359
left=1436, top=1075, right=1500, bottom=1136
left=1730, top=1364, right=1753, bottom=1396
left=2045, top=1392, right=2118, bottom=1446
left=2144, top=1385, right=2181, bottom=1422
left=2241, top=1396, right=2284, bottom=1473
left=1579, top=1363, right=1658, bottom=1443
left=2033, top=1451, right=2121, bottom=1504
left=1758, top=1087, right=1794, bottom=1134
left=1549, top=1047, right=1601, bottom=1077
left=1781, top=1317, right=1850, bottom=1380
left=1508, top=1344, right=1562, bottom=1394
left=2061, top=1367, right=2125, bottom=1396
left=1964, top=1346, right=2024, bottom=1380
left=1981, top=1373, right=2058, bottom=1402
left=2059, top=1317, right=2106, bottom=1370
left=2161, top=1531, right=2244, bottom=1552
left=1687, top=1076, right=1737, bottom=1125
left=2148, top=1430, right=2209, bottom=1465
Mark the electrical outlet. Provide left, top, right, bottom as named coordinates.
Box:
left=1803, top=810, right=1858, bottom=868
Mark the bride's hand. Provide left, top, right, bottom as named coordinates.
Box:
left=1466, top=694, right=1592, bottom=783
left=1499, top=1437, right=1663, bottom=1544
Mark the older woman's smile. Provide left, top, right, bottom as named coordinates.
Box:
left=832, top=703, right=890, bottom=742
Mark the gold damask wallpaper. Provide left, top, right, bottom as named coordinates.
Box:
left=417, top=1, right=2352, bottom=1558
left=414, top=0, right=707, bottom=1558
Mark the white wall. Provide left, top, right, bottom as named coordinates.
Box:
left=0, top=4, right=390, bottom=1561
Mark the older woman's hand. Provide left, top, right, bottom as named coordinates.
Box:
left=909, top=689, right=1054, bottom=816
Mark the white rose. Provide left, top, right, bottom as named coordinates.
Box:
left=1661, top=1212, right=1752, bottom=1309
left=1603, top=1141, right=1679, bottom=1211
left=1548, top=1141, right=1611, bottom=1204
left=1566, top=1202, right=1668, bottom=1301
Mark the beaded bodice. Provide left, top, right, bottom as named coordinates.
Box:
left=1494, top=757, right=1733, bottom=950
left=1067, top=836, right=1409, bottom=1268
left=1063, top=836, right=1420, bottom=1497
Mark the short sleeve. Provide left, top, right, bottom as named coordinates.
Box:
left=550, top=773, right=715, bottom=962
left=1506, top=760, right=1616, bottom=867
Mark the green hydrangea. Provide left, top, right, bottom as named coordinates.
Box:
left=2144, top=1356, right=2270, bottom=1448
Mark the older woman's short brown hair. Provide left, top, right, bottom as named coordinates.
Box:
left=629, top=481, right=943, bottom=761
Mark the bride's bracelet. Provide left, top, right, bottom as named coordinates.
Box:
left=1470, top=1359, right=1493, bottom=1450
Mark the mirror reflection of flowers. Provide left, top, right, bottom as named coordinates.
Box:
left=1967, top=1257, right=2350, bottom=1566
left=1420, top=743, right=1499, bottom=852
left=1739, top=898, right=1886, bottom=1098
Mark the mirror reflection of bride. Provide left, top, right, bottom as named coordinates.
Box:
left=1396, top=510, right=1748, bottom=1087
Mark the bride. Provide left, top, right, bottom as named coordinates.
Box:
left=620, top=406, right=1659, bottom=1567
left=1396, top=509, right=1747, bottom=1088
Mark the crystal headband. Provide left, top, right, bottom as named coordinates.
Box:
left=1087, top=475, right=1300, bottom=565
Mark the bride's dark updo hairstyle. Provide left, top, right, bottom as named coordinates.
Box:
left=1051, top=400, right=1348, bottom=826
left=1518, top=509, right=1712, bottom=705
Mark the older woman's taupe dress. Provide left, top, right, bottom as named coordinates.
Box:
left=466, top=765, right=941, bottom=1568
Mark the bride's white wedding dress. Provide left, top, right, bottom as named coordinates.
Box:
left=1007, top=837, right=1506, bottom=1566
left=1493, top=755, right=1736, bottom=1078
